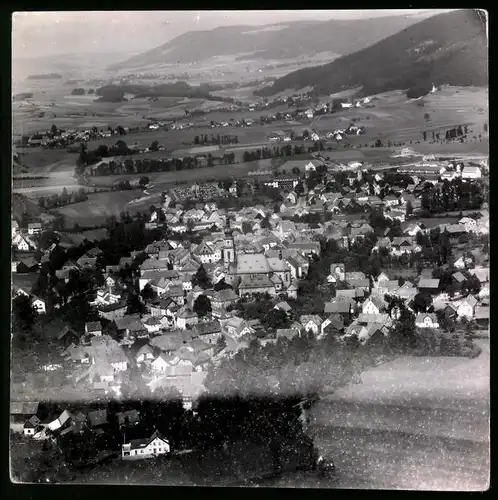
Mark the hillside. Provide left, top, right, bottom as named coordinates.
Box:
left=108, top=15, right=430, bottom=71
left=255, top=10, right=487, bottom=97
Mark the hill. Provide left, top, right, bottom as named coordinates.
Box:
left=255, top=10, right=487, bottom=97
left=108, top=15, right=430, bottom=71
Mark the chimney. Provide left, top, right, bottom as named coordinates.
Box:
left=278, top=249, right=283, bottom=260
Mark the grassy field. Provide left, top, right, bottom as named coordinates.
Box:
left=312, top=86, right=488, bottom=144
left=87, top=159, right=272, bottom=189
left=303, top=339, right=490, bottom=491
left=50, top=190, right=152, bottom=228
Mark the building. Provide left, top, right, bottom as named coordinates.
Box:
left=415, top=313, right=440, bottom=329
left=85, top=321, right=102, bottom=337
left=27, top=222, right=42, bottom=235
left=10, top=401, right=40, bottom=433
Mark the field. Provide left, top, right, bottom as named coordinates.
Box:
left=311, top=86, right=488, bottom=144
left=87, top=159, right=272, bottom=187
left=301, top=338, right=490, bottom=491
left=50, top=191, right=154, bottom=228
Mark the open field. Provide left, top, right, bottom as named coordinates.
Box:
left=87, top=159, right=273, bottom=188
left=311, top=86, right=488, bottom=144
left=299, top=338, right=489, bottom=491
left=49, top=190, right=154, bottom=228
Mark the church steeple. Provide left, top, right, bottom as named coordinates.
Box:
left=223, top=217, right=235, bottom=270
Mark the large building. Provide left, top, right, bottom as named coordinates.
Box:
left=222, top=227, right=296, bottom=297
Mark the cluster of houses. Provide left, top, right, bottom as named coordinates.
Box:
left=10, top=400, right=171, bottom=460
left=16, top=126, right=131, bottom=150
left=398, top=161, right=483, bottom=182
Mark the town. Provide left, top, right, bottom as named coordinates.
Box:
left=11, top=8, right=489, bottom=490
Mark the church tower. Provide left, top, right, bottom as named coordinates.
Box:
left=222, top=223, right=236, bottom=271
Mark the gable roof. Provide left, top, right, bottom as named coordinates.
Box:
left=418, top=278, right=440, bottom=289
left=87, top=409, right=108, bottom=427
left=128, top=430, right=169, bottom=450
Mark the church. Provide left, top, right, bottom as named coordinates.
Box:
left=222, top=227, right=298, bottom=299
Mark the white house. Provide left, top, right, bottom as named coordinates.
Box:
left=31, top=297, right=46, bottom=315
left=361, top=297, right=386, bottom=316
left=456, top=295, right=478, bottom=319
left=136, top=344, right=155, bottom=365
left=151, top=354, right=172, bottom=373
left=300, top=315, right=323, bottom=335
left=27, top=222, right=42, bottom=235
left=415, top=313, right=440, bottom=329
left=341, top=102, right=353, bottom=109
left=45, top=410, right=73, bottom=432
left=23, top=415, right=41, bottom=436
left=12, top=233, right=31, bottom=252
left=459, top=217, right=477, bottom=233
left=461, top=166, right=481, bottom=179
left=122, top=431, right=170, bottom=459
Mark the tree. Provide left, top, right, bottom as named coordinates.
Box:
left=39, top=229, right=59, bottom=250
left=150, top=140, right=159, bottom=151
left=140, top=283, right=157, bottom=301
left=126, top=294, right=146, bottom=315
left=139, top=176, right=150, bottom=188
left=260, top=217, right=271, bottom=230
left=295, top=182, right=304, bottom=196
left=412, top=291, right=432, bottom=313
left=242, top=221, right=253, bottom=234
left=192, top=264, right=212, bottom=289
left=405, top=200, right=413, bottom=217
left=193, top=294, right=212, bottom=318
left=12, top=294, right=37, bottom=333
left=264, top=309, right=291, bottom=330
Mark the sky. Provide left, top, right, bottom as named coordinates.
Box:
left=12, top=10, right=452, bottom=59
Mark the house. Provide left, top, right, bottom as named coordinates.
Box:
left=461, top=166, right=481, bottom=179
left=452, top=272, right=467, bottom=285
left=136, top=344, right=155, bottom=365
left=192, top=320, right=222, bottom=344
left=85, top=321, right=102, bottom=337
left=16, top=256, right=39, bottom=273
left=456, top=295, right=478, bottom=319
left=87, top=409, right=108, bottom=428
left=274, top=301, right=292, bottom=313
left=32, top=297, right=46, bottom=314
left=415, top=313, right=440, bottom=329
left=176, top=309, right=198, bottom=330
left=97, top=301, right=128, bottom=321
left=117, top=410, right=140, bottom=427
left=10, top=401, right=40, bottom=433
left=151, top=353, right=174, bottom=373
left=58, top=326, right=80, bottom=349
left=327, top=263, right=346, bottom=283
left=43, top=409, right=73, bottom=432
left=324, top=298, right=354, bottom=319
left=23, top=415, right=42, bottom=436
left=27, top=222, right=42, bottom=235
left=300, top=315, right=323, bottom=335
left=12, top=233, right=32, bottom=252
left=362, top=296, right=387, bottom=315
left=143, top=316, right=162, bottom=334
left=417, top=278, right=440, bottom=294
left=474, top=306, right=490, bottom=328
left=471, top=267, right=489, bottom=284
left=122, top=430, right=170, bottom=459
left=223, top=316, right=254, bottom=339
left=320, top=314, right=345, bottom=336
left=276, top=329, right=300, bottom=341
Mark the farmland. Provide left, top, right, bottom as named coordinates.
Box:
left=262, top=339, right=489, bottom=491
left=49, top=191, right=156, bottom=228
